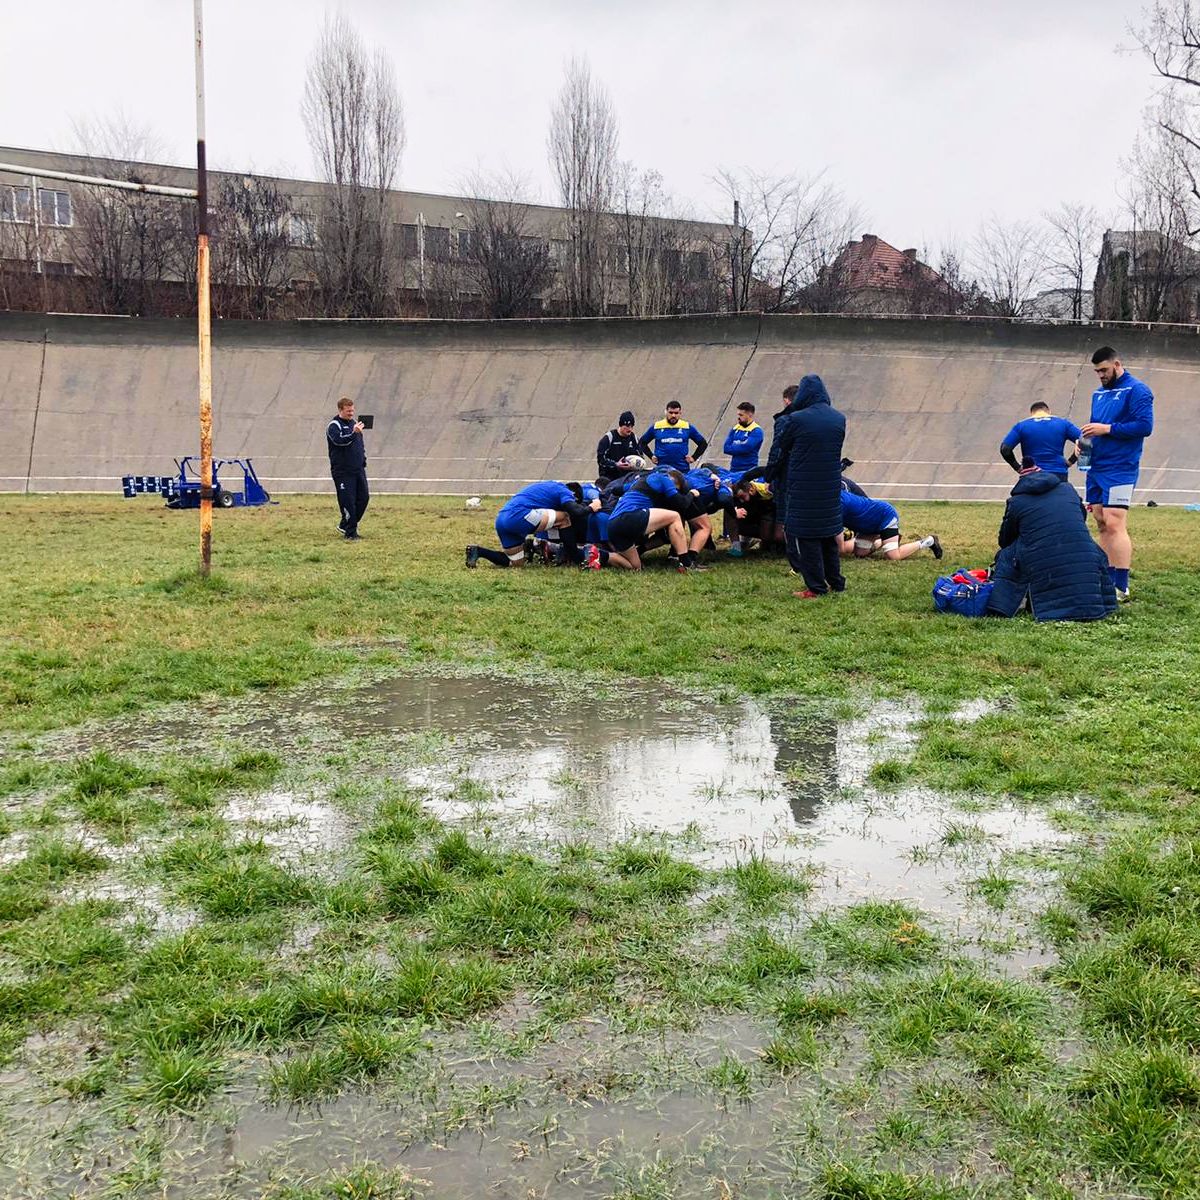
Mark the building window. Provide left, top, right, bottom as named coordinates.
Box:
left=400, top=223, right=418, bottom=257
left=1, top=186, right=32, bottom=224
left=38, top=189, right=72, bottom=228
left=456, top=229, right=476, bottom=259
left=425, top=225, right=450, bottom=262
left=42, top=261, right=75, bottom=276
left=287, top=213, right=316, bottom=248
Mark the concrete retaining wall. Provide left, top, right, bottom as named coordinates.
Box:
left=1, top=311, right=1196, bottom=503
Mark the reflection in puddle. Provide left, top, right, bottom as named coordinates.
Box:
left=318, top=675, right=1058, bottom=923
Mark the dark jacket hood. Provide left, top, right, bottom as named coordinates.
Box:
left=793, top=374, right=832, bottom=411
left=1012, top=471, right=1061, bottom=497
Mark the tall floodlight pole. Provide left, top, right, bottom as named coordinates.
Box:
left=194, top=0, right=213, bottom=575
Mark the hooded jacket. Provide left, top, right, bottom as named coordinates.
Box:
left=758, top=375, right=846, bottom=538
left=986, top=471, right=1116, bottom=622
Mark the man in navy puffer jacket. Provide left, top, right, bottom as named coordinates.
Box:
left=986, top=465, right=1117, bottom=622
left=750, top=374, right=847, bottom=598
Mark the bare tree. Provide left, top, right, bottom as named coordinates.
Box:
left=1097, top=128, right=1200, bottom=321
left=933, top=245, right=988, bottom=314
left=548, top=58, right=619, bottom=317
left=610, top=165, right=699, bottom=315
left=1135, top=2, right=1200, bottom=234
left=207, top=175, right=295, bottom=319
left=1042, top=203, right=1101, bottom=319
left=713, top=168, right=862, bottom=312
left=449, top=172, right=552, bottom=319
left=302, top=13, right=404, bottom=316
left=62, top=115, right=190, bottom=315
left=970, top=217, right=1048, bottom=317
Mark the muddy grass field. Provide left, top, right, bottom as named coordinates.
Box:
left=2, top=495, right=1200, bottom=1199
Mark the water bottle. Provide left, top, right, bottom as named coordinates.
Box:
left=1077, top=437, right=1092, bottom=472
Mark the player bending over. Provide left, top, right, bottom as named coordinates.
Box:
left=465, top=481, right=599, bottom=568
left=605, top=469, right=702, bottom=572
left=839, top=487, right=943, bottom=561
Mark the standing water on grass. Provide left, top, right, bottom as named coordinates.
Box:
left=99, top=671, right=1067, bottom=921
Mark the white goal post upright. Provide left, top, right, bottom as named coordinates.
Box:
left=0, top=2, right=214, bottom=577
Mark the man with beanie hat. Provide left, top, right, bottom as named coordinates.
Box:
left=597, top=412, right=641, bottom=479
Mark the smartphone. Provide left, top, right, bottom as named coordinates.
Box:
left=359, top=414, right=375, bottom=430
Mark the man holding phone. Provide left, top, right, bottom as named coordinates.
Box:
left=326, top=396, right=370, bottom=540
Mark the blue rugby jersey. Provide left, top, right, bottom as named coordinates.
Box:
left=1001, top=414, right=1082, bottom=474
left=723, top=421, right=763, bottom=472
left=1088, top=372, right=1154, bottom=480
left=638, top=418, right=707, bottom=469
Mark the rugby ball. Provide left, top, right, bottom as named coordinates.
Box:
left=619, top=455, right=647, bottom=470
left=465, top=496, right=482, bottom=509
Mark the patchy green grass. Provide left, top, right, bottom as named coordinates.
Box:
left=0, top=496, right=1194, bottom=750
left=727, top=851, right=813, bottom=911
left=1, top=496, right=1199, bottom=1197
left=812, top=900, right=939, bottom=971
left=869, top=965, right=1049, bottom=1077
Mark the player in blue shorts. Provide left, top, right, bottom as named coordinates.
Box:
left=839, top=487, right=943, bottom=561
left=465, top=481, right=598, bottom=568
left=1000, top=402, right=1082, bottom=478
left=1080, top=346, right=1155, bottom=601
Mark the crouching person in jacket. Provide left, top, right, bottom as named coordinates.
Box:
left=985, top=464, right=1117, bottom=622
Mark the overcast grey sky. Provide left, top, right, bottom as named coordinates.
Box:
left=1, top=0, right=1160, bottom=249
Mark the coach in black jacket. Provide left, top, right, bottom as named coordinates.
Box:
left=327, top=396, right=368, bottom=540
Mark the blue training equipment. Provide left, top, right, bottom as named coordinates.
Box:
left=122, top=456, right=273, bottom=509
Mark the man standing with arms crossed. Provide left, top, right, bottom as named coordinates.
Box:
left=327, top=396, right=369, bottom=541
left=1081, top=346, right=1154, bottom=602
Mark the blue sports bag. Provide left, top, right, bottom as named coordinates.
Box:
left=932, top=568, right=994, bottom=618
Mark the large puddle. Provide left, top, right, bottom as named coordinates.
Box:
left=69, top=671, right=1069, bottom=932
left=8, top=673, right=1076, bottom=1198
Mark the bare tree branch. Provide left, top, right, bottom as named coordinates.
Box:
left=1042, top=203, right=1101, bottom=319
left=711, top=168, right=861, bottom=312
left=547, top=58, right=618, bottom=317
left=970, top=218, right=1048, bottom=317
left=449, top=172, right=552, bottom=319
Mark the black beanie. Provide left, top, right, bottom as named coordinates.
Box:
left=619, top=411, right=635, bottom=426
